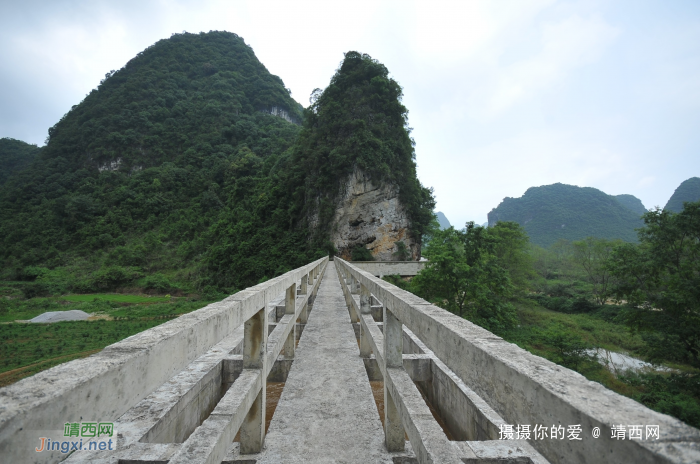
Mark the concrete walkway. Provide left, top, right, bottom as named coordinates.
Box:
left=258, top=261, right=392, bottom=463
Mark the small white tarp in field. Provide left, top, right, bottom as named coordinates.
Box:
left=30, top=310, right=90, bottom=323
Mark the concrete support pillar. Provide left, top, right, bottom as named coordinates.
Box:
left=385, top=388, right=403, bottom=451
left=300, top=274, right=307, bottom=295
left=349, top=301, right=359, bottom=323
left=284, top=283, right=296, bottom=359
left=306, top=271, right=314, bottom=306
left=241, top=307, right=267, bottom=454
left=351, top=274, right=359, bottom=294
left=359, top=283, right=371, bottom=358
left=384, top=304, right=404, bottom=452
left=300, top=302, right=309, bottom=324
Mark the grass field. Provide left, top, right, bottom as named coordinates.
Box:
left=501, top=299, right=700, bottom=428
left=0, top=295, right=214, bottom=386
left=57, top=293, right=172, bottom=304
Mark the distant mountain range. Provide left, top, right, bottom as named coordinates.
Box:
left=613, top=194, right=647, bottom=216
left=436, top=211, right=451, bottom=230
left=487, top=183, right=645, bottom=247
left=665, top=177, right=700, bottom=213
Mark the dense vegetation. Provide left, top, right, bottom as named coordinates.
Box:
left=608, top=203, right=700, bottom=365
left=409, top=222, right=523, bottom=333
left=487, top=183, right=644, bottom=247
left=0, top=36, right=432, bottom=297
left=614, top=193, right=647, bottom=216
left=0, top=138, right=41, bottom=185
left=205, top=52, right=435, bottom=284
left=0, top=31, right=309, bottom=294
left=665, top=177, right=700, bottom=213
left=388, top=201, right=700, bottom=428
left=289, top=51, right=435, bottom=250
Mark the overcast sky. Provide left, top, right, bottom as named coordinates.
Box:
left=1, top=0, right=699, bottom=226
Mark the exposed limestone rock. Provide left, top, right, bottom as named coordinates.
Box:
left=330, top=169, right=420, bottom=261
left=98, top=158, right=122, bottom=172
left=261, top=106, right=301, bottom=125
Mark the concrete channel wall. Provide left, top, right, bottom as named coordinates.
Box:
left=0, top=258, right=328, bottom=464
left=336, top=258, right=700, bottom=464
left=351, top=261, right=426, bottom=277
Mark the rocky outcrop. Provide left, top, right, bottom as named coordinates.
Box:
left=261, top=106, right=301, bottom=125
left=329, top=168, right=420, bottom=261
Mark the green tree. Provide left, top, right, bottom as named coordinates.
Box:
left=572, top=237, right=620, bottom=305
left=488, top=221, right=534, bottom=289
left=608, top=202, right=700, bottom=365
left=392, top=241, right=410, bottom=261
left=351, top=246, right=374, bottom=261
left=412, top=223, right=517, bottom=332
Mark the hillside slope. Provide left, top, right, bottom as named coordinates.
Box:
left=0, top=31, right=307, bottom=290
left=436, top=211, right=451, bottom=230
left=614, top=194, right=647, bottom=216
left=0, top=38, right=433, bottom=292
left=0, top=138, right=41, bottom=185
left=487, top=183, right=643, bottom=247
left=207, top=51, right=434, bottom=268
left=665, top=177, right=700, bottom=213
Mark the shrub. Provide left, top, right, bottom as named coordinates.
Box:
left=392, top=241, right=410, bottom=260
left=143, top=274, right=176, bottom=293
left=351, top=246, right=374, bottom=261
left=91, top=266, right=142, bottom=290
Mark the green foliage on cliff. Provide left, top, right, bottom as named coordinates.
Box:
left=487, top=183, right=643, bottom=247
left=0, top=138, right=41, bottom=185
left=664, top=177, right=700, bottom=213
left=290, top=51, right=435, bottom=249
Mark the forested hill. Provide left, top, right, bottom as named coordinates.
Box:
left=0, top=35, right=433, bottom=294
left=487, top=183, right=643, bottom=247
left=0, top=138, right=41, bottom=185
left=40, top=30, right=302, bottom=171
left=665, top=177, right=700, bottom=213
left=614, top=194, right=647, bottom=216
left=205, top=52, right=435, bottom=282
left=0, top=31, right=310, bottom=292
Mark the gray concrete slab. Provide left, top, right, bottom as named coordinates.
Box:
left=257, top=261, right=393, bottom=464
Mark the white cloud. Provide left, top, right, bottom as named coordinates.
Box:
left=483, top=15, right=619, bottom=115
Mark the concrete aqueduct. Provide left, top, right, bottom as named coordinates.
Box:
left=1, top=258, right=698, bottom=463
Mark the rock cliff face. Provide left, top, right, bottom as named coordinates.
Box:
left=261, top=106, right=301, bottom=125
left=330, top=169, right=420, bottom=261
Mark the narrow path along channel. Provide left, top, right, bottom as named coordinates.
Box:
left=256, top=261, right=394, bottom=463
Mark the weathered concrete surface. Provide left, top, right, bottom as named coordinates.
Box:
left=257, top=261, right=394, bottom=463
left=352, top=261, right=426, bottom=277
left=337, top=258, right=700, bottom=464
left=0, top=258, right=326, bottom=464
